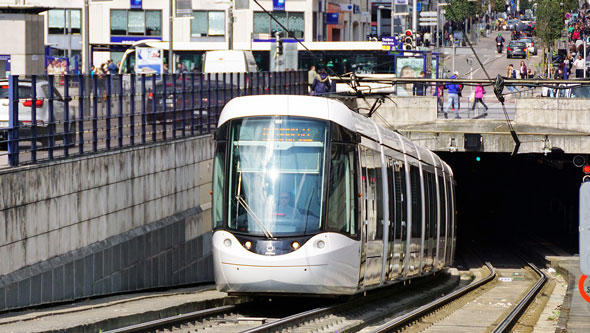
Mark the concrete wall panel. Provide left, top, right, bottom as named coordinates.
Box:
left=515, top=98, right=590, bottom=133
left=0, top=135, right=214, bottom=310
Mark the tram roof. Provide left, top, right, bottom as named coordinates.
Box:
left=218, top=95, right=362, bottom=132
left=217, top=95, right=453, bottom=173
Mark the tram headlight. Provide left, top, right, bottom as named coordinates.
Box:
left=291, top=241, right=300, bottom=250
left=223, top=239, right=232, bottom=247
left=244, top=241, right=252, bottom=249
left=316, top=240, right=325, bottom=249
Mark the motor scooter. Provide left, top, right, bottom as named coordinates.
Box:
left=497, top=42, right=503, bottom=53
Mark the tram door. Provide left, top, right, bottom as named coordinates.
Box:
left=360, top=146, right=383, bottom=287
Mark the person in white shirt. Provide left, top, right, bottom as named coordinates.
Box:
left=573, top=55, right=586, bottom=78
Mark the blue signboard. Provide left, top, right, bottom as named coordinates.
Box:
left=417, top=2, right=421, bottom=11
left=273, top=0, right=285, bottom=11
left=130, top=0, right=142, bottom=9
left=326, top=13, right=339, bottom=25
left=111, top=36, right=162, bottom=43
left=0, top=55, right=10, bottom=76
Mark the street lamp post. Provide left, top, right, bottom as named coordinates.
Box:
left=391, top=0, right=395, bottom=36
left=169, top=0, right=174, bottom=71
left=412, top=0, right=417, bottom=32
left=82, top=0, right=90, bottom=74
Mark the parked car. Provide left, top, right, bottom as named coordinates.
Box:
left=507, top=41, right=527, bottom=59
left=0, top=79, right=75, bottom=148
left=518, top=37, right=537, bottom=55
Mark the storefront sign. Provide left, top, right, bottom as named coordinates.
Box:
left=273, top=0, right=285, bottom=11
left=110, top=36, right=162, bottom=43
left=326, top=13, right=339, bottom=25
left=130, top=0, right=142, bottom=10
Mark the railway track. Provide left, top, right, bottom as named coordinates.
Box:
left=105, top=271, right=461, bottom=333
left=105, top=254, right=546, bottom=333
left=361, top=252, right=547, bottom=333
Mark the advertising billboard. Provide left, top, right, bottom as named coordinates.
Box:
left=135, top=47, right=163, bottom=74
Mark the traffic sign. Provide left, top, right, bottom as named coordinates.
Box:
left=419, top=22, right=438, bottom=26
left=420, top=11, right=437, bottom=17
left=420, top=17, right=437, bottom=22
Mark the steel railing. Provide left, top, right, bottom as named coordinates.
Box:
left=1, top=71, right=307, bottom=167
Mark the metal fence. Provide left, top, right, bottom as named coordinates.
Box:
left=0, top=71, right=307, bottom=167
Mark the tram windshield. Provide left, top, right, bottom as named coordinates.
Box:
left=228, top=117, right=327, bottom=237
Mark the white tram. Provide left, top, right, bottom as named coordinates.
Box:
left=212, top=95, right=456, bottom=296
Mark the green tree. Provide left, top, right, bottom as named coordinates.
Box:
left=519, top=0, right=533, bottom=12
left=444, top=0, right=484, bottom=23
left=536, top=0, right=565, bottom=47
left=493, top=0, right=505, bottom=12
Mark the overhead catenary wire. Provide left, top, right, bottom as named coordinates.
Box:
left=443, top=4, right=521, bottom=154
left=251, top=0, right=361, bottom=95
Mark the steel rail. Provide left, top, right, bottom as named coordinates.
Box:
left=369, top=262, right=496, bottom=333
left=492, top=262, right=547, bottom=332
left=103, top=304, right=237, bottom=333
left=239, top=306, right=337, bottom=333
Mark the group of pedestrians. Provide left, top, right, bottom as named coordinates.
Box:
left=440, top=72, right=488, bottom=119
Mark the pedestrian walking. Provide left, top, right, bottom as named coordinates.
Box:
left=506, top=64, right=520, bottom=94
left=424, top=32, right=431, bottom=47
left=444, top=72, right=461, bottom=119
left=471, top=83, right=489, bottom=116
left=574, top=55, right=585, bottom=78
left=307, top=65, right=317, bottom=91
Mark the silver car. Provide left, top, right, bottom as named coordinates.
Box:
left=518, top=38, right=537, bottom=55
left=0, top=79, right=76, bottom=147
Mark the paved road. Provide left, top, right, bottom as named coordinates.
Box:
left=438, top=32, right=543, bottom=120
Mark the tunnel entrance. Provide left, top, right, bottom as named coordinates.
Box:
left=438, top=152, right=583, bottom=254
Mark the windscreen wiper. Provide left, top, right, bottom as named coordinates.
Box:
left=236, top=195, right=274, bottom=239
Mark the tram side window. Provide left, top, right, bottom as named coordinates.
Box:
left=373, top=152, right=384, bottom=240
left=445, top=179, right=453, bottom=238
left=410, top=165, right=422, bottom=239
left=365, top=149, right=378, bottom=240
left=360, top=148, right=368, bottom=222
left=438, top=176, right=446, bottom=237
left=327, top=144, right=357, bottom=237
left=213, top=142, right=226, bottom=229
left=387, top=163, right=395, bottom=240
left=394, top=161, right=407, bottom=239
left=427, top=172, right=437, bottom=239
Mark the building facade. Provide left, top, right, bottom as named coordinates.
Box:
left=0, top=0, right=372, bottom=75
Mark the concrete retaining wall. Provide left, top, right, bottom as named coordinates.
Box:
left=515, top=98, right=590, bottom=133
left=357, top=96, right=438, bottom=127
left=0, top=135, right=214, bottom=311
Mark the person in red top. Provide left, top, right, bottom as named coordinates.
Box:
left=572, top=29, right=581, bottom=41
left=471, top=83, right=488, bottom=116
left=519, top=61, right=528, bottom=79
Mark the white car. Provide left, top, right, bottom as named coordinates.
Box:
left=518, top=38, right=537, bottom=55
left=0, top=79, right=76, bottom=147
